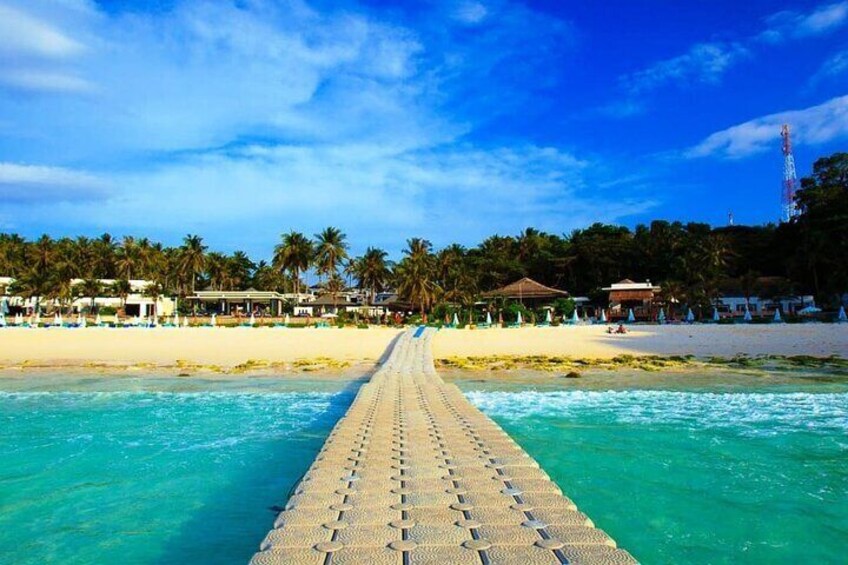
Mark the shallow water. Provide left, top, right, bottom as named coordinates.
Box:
left=0, top=375, right=359, bottom=564
left=457, top=373, right=848, bottom=564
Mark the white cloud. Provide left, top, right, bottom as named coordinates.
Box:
left=687, top=95, right=848, bottom=159
left=623, top=42, right=749, bottom=93
left=453, top=1, right=488, bottom=25
left=0, top=69, right=94, bottom=93
left=0, top=3, right=85, bottom=59
left=761, top=1, right=848, bottom=42
left=810, top=49, right=848, bottom=84
left=0, top=162, right=108, bottom=203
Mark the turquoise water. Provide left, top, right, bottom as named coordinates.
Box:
left=461, top=377, right=848, bottom=564
left=0, top=375, right=359, bottom=564
left=2, top=372, right=847, bottom=564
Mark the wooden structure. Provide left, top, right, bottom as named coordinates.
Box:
left=602, top=279, right=660, bottom=318
left=482, top=277, right=568, bottom=306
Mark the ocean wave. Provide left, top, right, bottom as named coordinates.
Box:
left=465, top=389, right=848, bottom=436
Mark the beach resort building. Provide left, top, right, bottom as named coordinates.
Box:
left=70, top=279, right=175, bottom=317
left=187, top=289, right=300, bottom=316
left=602, top=279, right=661, bottom=318
left=482, top=277, right=569, bottom=307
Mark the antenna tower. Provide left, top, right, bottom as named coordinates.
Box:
left=781, top=124, right=799, bottom=222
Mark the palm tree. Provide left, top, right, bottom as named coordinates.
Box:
left=110, top=279, right=132, bottom=313
left=314, top=227, right=349, bottom=282
left=395, top=238, right=438, bottom=316
left=179, top=234, right=207, bottom=295
left=356, top=247, right=391, bottom=305
left=273, top=231, right=313, bottom=296
left=75, top=278, right=103, bottom=313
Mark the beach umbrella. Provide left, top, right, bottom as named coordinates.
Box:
left=285, top=313, right=291, bottom=325
left=838, top=306, right=847, bottom=322
left=53, top=313, right=61, bottom=326
left=713, top=307, right=720, bottom=322
left=599, top=309, right=607, bottom=323
left=183, top=316, right=190, bottom=327
left=516, top=311, right=523, bottom=325
left=249, top=312, right=256, bottom=326
left=686, top=308, right=695, bottom=323
left=545, top=310, right=552, bottom=324
left=658, top=308, right=666, bottom=323
left=95, top=313, right=102, bottom=326
left=773, top=309, right=783, bottom=323
left=626, top=309, right=635, bottom=323
left=570, top=310, right=579, bottom=324
left=486, top=311, right=492, bottom=326
left=452, top=312, right=459, bottom=326
left=211, top=313, right=217, bottom=327
left=743, top=305, right=752, bottom=322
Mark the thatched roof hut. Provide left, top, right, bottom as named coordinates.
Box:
left=482, top=277, right=569, bottom=303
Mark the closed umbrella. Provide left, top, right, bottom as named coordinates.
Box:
left=95, top=313, right=102, bottom=326
left=686, top=308, right=695, bottom=323
left=838, top=306, right=847, bottom=323
left=516, top=311, right=523, bottom=326
left=249, top=312, right=256, bottom=326
left=183, top=316, right=190, bottom=327
left=0, top=312, right=6, bottom=327
left=626, top=309, right=635, bottom=323
left=452, top=312, right=459, bottom=326
left=571, top=310, right=579, bottom=324
left=743, top=305, right=752, bottom=322
left=658, top=308, right=666, bottom=323
left=773, top=309, right=783, bottom=323
left=211, top=313, right=217, bottom=327
left=285, top=313, right=291, bottom=325
left=485, top=311, right=492, bottom=326
left=713, top=307, right=720, bottom=322
left=545, top=310, right=552, bottom=324
left=599, top=309, right=607, bottom=323
left=80, top=315, right=87, bottom=328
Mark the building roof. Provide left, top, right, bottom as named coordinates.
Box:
left=602, top=279, right=661, bottom=291
left=191, top=290, right=286, bottom=300
left=309, top=294, right=358, bottom=306
left=482, top=277, right=569, bottom=299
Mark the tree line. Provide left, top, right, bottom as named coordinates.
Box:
left=1, top=152, right=846, bottom=313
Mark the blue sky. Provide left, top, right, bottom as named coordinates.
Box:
left=1, top=0, right=847, bottom=258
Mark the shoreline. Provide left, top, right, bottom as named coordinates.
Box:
left=0, top=325, right=845, bottom=375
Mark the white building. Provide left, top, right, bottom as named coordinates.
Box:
left=717, top=295, right=815, bottom=315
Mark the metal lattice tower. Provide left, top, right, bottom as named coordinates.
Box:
left=781, top=124, right=799, bottom=222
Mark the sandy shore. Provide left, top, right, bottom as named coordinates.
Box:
left=0, top=324, right=845, bottom=371
left=433, top=324, right=848, bottom=359
left=0, top=327, right=404, bottom=367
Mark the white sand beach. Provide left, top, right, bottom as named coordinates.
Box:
left=0, top=324, right=845, bottom=370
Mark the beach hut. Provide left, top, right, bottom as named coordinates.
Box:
left=626, top=309, right=635, bottom=323
left=658, top=308, right=666, bottom=324
left=743, top=305, right=752, bottom=322
left=712, top=307, right=720, bottom=322
left=838, top=306, right=847, bottom=323
left=685, top=308, right=695, bottom=323
left=599, top=309, right=607, bottom=323
left=773, top=309, right=783, bottom=323
left=482, top=277, right=569, bottom=307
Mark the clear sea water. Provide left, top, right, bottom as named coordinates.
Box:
left=1, top=370, right=846, bottom=564
left=455, top=370, right=848, bottom=564
left=0, top=375, right=360, bottom=564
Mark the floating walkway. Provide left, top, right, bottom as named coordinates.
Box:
left=251, top=328, right=636, bottom=564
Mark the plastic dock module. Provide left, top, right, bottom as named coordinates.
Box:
left=251, top=328, right=638, bottom=565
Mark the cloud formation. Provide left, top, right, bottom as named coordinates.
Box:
left=687, top=95, right=848, bottom=159
left=623, top=42, right=749, bottom=94
left=0, top=162, right=108, bottom=203
left=760, top=1, right=848, bottom=42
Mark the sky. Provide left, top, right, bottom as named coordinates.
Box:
left=0, top=0, right=847, bottom=259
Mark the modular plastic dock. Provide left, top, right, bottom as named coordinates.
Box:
left=251, top=328, right=637, bottom=564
